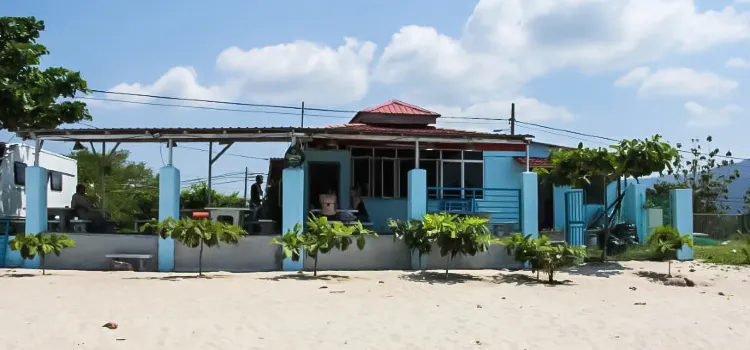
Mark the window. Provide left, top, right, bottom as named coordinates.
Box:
left=14, top=162, right=27, bottom=186
left=49, top=171, right=63, bottom=192
left=349, top=147, right=483, bottom=199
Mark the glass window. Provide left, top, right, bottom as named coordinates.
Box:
left=352, top=158, right=371, bottom=196
left=441, top=150, right=462, bottom=160
left=442, top=162, right=462, bottom=198
left=351, top=148, right=372, bottom=157
left=398, top=149, right=415, bottom=158
left=14, top=162, right=27, bottom=186
left=382, top=159, right=396, bottom=197
left=374, top=149, right=396, bottom=157
left=49, top=171, right=63, bottom=192
left=373, top=159, right=382, bottom=197
left=464, top=163, right=484, bottom=199
left=423, top=160, right=439, bottom=199
left=399, top=159, right=415, bottom=198
left=421, top=150, right=439, bottom=159
left=464, top=151, right=483, bottom=161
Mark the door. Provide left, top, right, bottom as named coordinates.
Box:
left=565, top=189, right=585, bottom=246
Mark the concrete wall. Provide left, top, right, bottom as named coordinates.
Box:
left=174, top=235, right=281, bottom=272
left=42, top=233, right=158, bottom=271
left=424, top=245, right=519, bottom=270
left=303, top=235, right=411, bottom=271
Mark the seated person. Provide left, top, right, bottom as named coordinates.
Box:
left=349, top=186, right=370, bottom=222
left=71, top=184, right=108, bottom=232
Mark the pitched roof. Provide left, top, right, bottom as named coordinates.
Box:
left=326, top=123, right=496, bottom=137
left=360, top=100, right=440, bottom=116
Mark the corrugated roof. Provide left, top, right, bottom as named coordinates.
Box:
left=361, top=100, right=440, bottom=116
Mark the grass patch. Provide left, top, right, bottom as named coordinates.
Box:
left=586, top=241, right=750, bottom=265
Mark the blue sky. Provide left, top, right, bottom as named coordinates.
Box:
left=3, top=0, right=750, bottom=194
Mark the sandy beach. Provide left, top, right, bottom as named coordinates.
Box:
left=1, top=261, right=748, bottom=350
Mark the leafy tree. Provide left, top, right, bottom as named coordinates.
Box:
left=423, top=213, right=498, bottom=280
left=646, top=226, right=694, bottom=277
left=0, top=17, right=91, bottom=131
left=181, top=182, right=247, bottom=209
left=70, top=149, right=158, bottom=229
left=8, top=233, right=76, bottom=275
left=501, top=233, right=586, bottom=283
left=539, top=135, right=680, bottom=259
left=388, top=218, right=432, bottom=270
left=744, top=187, right=750, bottom=215
left=662, top=136, right=739, bottom=214
left=273, top=216, right=376, bottom=276
left=143, top=217, right=247, bottom=276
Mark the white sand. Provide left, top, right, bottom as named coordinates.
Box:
left=1, top=261, right=749, bottom=350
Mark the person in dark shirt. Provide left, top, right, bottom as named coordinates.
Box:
left=350, top=185, right=369, bottom=222
left=250, top=175, right=264, bottom=209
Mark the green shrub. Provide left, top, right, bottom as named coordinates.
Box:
left=388, top=218, right=432, bottom=269
left=501, top=233, right=586, bottom=283
left=646, top=226, right=694, bottom=277
left=8, top=233, right=76, bottom=275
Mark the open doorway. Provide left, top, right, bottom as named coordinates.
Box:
left=308, top=162, right=341, bottom=210
left=538, top=180, right=554, bottom=231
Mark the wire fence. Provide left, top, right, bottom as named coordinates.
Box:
left=693, top=213, right=750, bottom=241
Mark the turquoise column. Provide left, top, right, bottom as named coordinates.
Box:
left=282, top=168, right=305, bottom=271
left=623, top=184, right=648, bottom=243
left=158, top=166, right=180, bottom=272
left=521, top=172, right=538, bottom=238
left=407, top=169, right=427, bottom=270
left=22, top=166, right=47, bottom=269
left=671, top=189, right=694, bottom=260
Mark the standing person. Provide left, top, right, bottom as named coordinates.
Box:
left=248, top=175, right=264, bottom=233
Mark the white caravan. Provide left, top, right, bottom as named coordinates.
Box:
left=0, top=143, right=78, bottom=218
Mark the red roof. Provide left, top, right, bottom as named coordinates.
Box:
left=514, top=157, right=551, bottom=168
left=326, top=123, right=489, bottom=136
left=361, top=100, right=440, bottom=116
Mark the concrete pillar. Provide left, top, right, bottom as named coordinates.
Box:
left=521, top=172, right=539, bottom=238
left=407, top=169, right=428, bottom=270
left=623, top=184, right=648, bottom=243
left=158, top=165, right=180, bottom=272
left=282, top=167, right=305, bottom=271
left=671, top=189, right=694, bottom=261
left=21, top=166, right=48, bottom=268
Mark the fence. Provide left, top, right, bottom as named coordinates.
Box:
left=693, top=213, right=749, bottom=241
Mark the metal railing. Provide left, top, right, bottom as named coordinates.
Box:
left=427, top=187, right=521, bottom=227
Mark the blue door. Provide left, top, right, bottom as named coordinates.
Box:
left=564, top=190, right=585, bottom=246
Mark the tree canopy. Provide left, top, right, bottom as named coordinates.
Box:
left=0, top=16, right=91, bottom=131
left=70, top=149, right=158, bottom=229
left=181, top=183, right=247, bottom=209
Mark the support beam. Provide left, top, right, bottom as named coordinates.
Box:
left=206, top=142, right=233, bottom=207
left=282, top=167, right=305, bottom=271
left=158, top=165, right=180, bottom=272
left=521, top=172, right=538, bottom=238
left=671, top=189, right=694, bottom=261
left=415, top=140, right=420, bottom=168
left=407, top=168, right=427, bottom=270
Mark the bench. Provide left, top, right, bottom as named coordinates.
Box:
left=105, top=254, right=153, bottom=271
left=70, top=219, right=92, bottom=233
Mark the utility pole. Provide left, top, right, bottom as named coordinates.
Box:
left=300, top=101, right=305, bottom=127
left=243, top=167, right=248, bottom=202
left=510, top=102, right=516, bottom=135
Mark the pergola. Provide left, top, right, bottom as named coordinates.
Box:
left=15, top=126, right=535, bottom=272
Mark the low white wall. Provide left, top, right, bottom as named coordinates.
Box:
left=174, top=235, right=281, bottom=272
left=303, top=235, right=411, bottom=271
left=44, top=233, right=158, bottom=271
left=424, top=244, right=518, bottom=270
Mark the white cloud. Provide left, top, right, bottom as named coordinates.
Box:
left=374, top=0, right=750, bottom=106
left=428, top=97, right=574, bottom=132
left=615, top=67, right=738, bottom=98
left=726, top=57, right=750, bottom=68
left=684, top=101, right=743, bottom=127
left=105, top=38, right=376, bottom=106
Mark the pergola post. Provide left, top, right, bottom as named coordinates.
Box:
left=407, top=167, right=427, bottom=270
left=158, top=139, right=179, bottom=272
left=521, top=172, right=539, bottom=238
left=282, top=166, right=305, bottom=271
left=671, top=189, right=694, bottom=261
left=23, top=140, right=48, bottom=268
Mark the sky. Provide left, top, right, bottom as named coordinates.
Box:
left=3, top=0, right=750, bottom=194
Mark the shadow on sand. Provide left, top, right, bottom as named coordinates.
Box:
left=567, top=262, right=629, bottom=278
left=259, top=273, right=351, bottom=282
left=399, top=271, right=486, bottom=285
left=490, top=273, right=574, bottom=286
left=122, top=274, right=229, bottom=281
left=0, top=273, right=37, bottom=278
